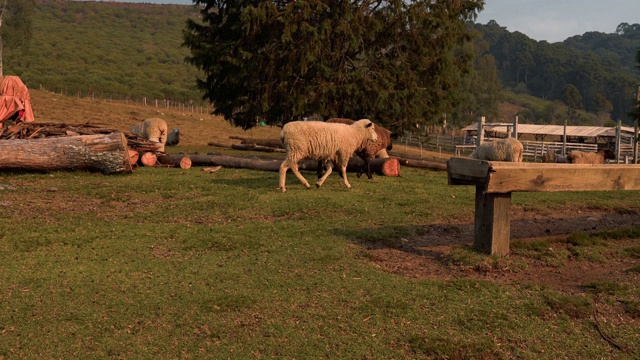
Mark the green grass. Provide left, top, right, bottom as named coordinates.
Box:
left=0, top=167, right=639, bottom=359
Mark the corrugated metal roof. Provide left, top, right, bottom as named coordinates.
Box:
left=461, top=122, right=635, bottom=138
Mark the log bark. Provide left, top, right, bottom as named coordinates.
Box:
left=0, top=133, right=132, bottom=174
left=314, top=157, right=401, bottom=177
left=199, top=154, right=400, bottom=176
left=231, top=143, right=286, bottom=153
left=229, top=136, right=283, bottom=148
left=157, top=154, right=192, bottom=169
left=396, top=157, right=447, bottom=171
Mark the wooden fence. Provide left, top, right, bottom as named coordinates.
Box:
left=397, top=133, right=638, bottom=163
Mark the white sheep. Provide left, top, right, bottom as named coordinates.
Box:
left=567, top=148, right=615, bottom=164
left=470, top=137, right=524, bottom=162
left=278, top=119, right=378, bottom=192
left=318, top=118, right=394, bottom=180
left=130, top=118, right=168, bottom=152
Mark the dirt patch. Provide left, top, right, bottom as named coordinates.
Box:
left=366, top=206, right=640, bottom=294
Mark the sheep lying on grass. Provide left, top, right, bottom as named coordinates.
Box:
left=130, top=118, right=168, bottom=152
left=316, top=118, right=394, bottom=180
left=470, top=137, right=523, bottom=162
left=279, top=119, right=378, bottom=192
left=567, top=148, right=615, bottom=164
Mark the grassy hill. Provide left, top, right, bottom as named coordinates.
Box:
left=30, top=88, right=281, bottom=150
left=7, top=1, right=203, bottom=104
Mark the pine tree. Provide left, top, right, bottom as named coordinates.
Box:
left=183, top=0, right=485, bottom=130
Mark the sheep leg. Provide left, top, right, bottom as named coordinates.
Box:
left=364, top=157, right=373, bottom=180
left=290, top=162, right=312, bottom=189
left=278, top=159, right=290, bottom=192
left=340, top=164, right=351, bottom=189
left=316, top=160, right=326, bottom=179
left=315, top=161, right=333, bottom=188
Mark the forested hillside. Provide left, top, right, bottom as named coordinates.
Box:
left=472, top=21, right=640, bottom=126
left=5, top=0, right=203, bottom=103
left=3, top=1, right=639, bottom=127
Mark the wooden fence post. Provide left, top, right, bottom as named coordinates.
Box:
left=477, top=116, right=485, bottom=146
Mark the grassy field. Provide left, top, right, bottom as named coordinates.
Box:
left=0, top=91, right=639, bottom=359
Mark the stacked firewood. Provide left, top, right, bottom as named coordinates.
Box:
left=0, top=121, right=156, bottom=149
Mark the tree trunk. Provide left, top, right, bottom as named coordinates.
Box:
left=156, top=154, right=192, bottom=169
left=396, top=157, right=447, bottom=171
left=0, top=133, right=132, bottom=174
left=229, top=136, right=283, bottom=148
left=139, top=152, right=157, bottom=166
left=128, top=149, right=139, bottom=165
left=316, top=157, right=401, bottom=177
left=231, top=143, right=286, bottom=153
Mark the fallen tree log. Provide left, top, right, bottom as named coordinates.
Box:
left=396, top=157, right=447, bottom=171
left=198, top=154, right=400, bottom=176
left=157, top=154, right=192, bottom=169
left=306, top=157, right=401, bottom=177
left=0, top=133, right=132, bottom=174
left=139, top=152, right=158, bottom=166
left=231, top=143, right=286, bottom=153
left=128, top=149, right=139, bottom=165
left=229, top=136, right=283, bottom=148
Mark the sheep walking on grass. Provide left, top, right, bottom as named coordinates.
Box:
left=316, top=118, right=394, bottom=180
left=470, top=137, right=524, bottom=162
left=279, top=119, right=378, bottom=192
left=130, top=118, right=169, bottom=152
left=567, top=148, right=615, bottom=164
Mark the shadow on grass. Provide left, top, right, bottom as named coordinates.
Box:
left=334, top=212, right=640, bottom=261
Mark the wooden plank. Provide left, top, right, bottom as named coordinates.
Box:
left=487, top=163, right=640, bottom=193
left=474, top=186, right=511, bottom=255
left=446, top=157, right=491, bottom=186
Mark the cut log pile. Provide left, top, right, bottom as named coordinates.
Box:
left=0, top=121, right=171, bottom=173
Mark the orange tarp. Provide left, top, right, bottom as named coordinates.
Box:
left=0, top=76, right=35, bottom=123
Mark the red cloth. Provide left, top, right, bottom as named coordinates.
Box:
left=0, top=76, right=35, bottom=123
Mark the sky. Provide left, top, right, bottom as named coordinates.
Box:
left=115, top=0, right=640, bottom=43
left=475, top=0, right=640, bottom=42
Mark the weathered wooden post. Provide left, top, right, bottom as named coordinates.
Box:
left=512, top=115, right=519, bottom=139
left=477, top=116, right=485, bottom=146
left=635, top=84, right=639, bottom=164
left=562, top=119, right=567, bottom=156
left=615, top=119, right=621, bottom=164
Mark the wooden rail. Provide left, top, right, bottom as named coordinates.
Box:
left=446, top=157, right=640, bottom=255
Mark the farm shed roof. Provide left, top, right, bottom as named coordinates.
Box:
left=461, top=122, right=635, bottom=138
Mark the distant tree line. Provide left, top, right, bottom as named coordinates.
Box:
left=472, top=20, right=640, bottom=126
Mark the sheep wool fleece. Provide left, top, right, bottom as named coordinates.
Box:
left=470, top=137, right=524, bottom=162
left=279, top=119, right=378, bottom=192
left=130, top=118, right=169, bottom=152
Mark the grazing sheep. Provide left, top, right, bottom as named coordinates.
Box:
left=470, top=137, right=524, bottom=162
left=130, top=118, right=168, bottom=152
left=316, top=118, right=394, bottom=180
left=279, top=119, right=378, bottom=192
left=567, top=148, right=615, bottom=164
left=166, top=128, right=180, bottom=146
left=542, top=149, right=557, bottom=163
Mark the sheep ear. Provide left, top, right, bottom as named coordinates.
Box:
left=365, top=122, right=373, bottom=128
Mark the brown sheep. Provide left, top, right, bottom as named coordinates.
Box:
left=567, top=148, right=615, bottom=164
left=317, top=118, right=394, bottom=180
